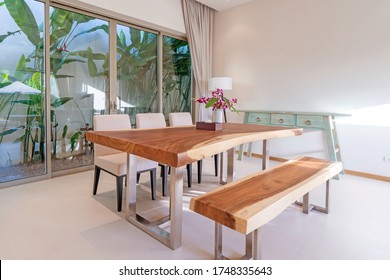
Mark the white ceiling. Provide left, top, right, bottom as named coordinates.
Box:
left=195, top=0, right=253, bottom=11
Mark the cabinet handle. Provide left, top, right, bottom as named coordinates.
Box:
left=256, top=117, right=261, bottom=122
left=279, top=119, right=284, bottom=124
left=305, top=120, right=312, bottom=125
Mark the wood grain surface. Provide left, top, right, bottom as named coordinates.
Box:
left=86, top=123, right=302, bottom=167
left=190, top=157, right=343, bottom=234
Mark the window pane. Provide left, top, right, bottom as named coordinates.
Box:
left=50, top=7, right=109, bottom=172
left=0, top=0, right=46, bottom=183
left=162, top=36, right=192, bottom=119
left=116, top=24, right=157, bottom=123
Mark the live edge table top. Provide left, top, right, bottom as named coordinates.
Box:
left=86, top=123, right=303, bottom=168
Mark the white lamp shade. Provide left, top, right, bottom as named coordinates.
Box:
left=208, top=77, right=232, bottom=90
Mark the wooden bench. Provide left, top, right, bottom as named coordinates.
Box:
left=189, top=156, right=343, bottom=260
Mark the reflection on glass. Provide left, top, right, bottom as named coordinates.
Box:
left=162, top=36, right=192, bottom=120
left=116, top=24, right=158, bottom=119
left=0, top=0, right=46, bottom=183
left=49, top=7, right=109, bottom=172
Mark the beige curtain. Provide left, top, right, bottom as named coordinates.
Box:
left=182, top=0, right=214, bottom=121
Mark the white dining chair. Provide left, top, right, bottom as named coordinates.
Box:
left=135, top=113, right=168, bottom=195
left=136, top=112, right=193, bottom=193
left=168, top=112, right=219, bottom=185
left=93, top=114, right=158, bottom=212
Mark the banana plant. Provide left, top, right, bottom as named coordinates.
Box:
left=0, top=0, right=96, bottom=161
left=162, top=37, right=192, bottom=114
left=74, top=24, right=159, bottom=113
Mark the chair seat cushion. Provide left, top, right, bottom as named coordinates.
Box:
left=95, top=153, right=158, bottom=176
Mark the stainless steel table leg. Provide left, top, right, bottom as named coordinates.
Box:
left=169, top=166, right=184, bottom=249
left=126, top=153, right=184, bottom=250
left=262, top=139, right=269, bottom=170
left=219, top=152, right=225, bottom=184
left=227, top=148, right=234, bottom=183
left=126, top=154, right=138, bottom=217
left=220, top=147, right=235, bottom=185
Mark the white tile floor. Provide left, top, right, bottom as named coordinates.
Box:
left=0, top=156, right=389, bottom=260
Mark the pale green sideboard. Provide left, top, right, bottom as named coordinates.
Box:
left=238, top=110, right=351, bottom=173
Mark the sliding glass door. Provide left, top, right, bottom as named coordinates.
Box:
left=0, top=0, right=46, bottom=183
left=49, top=7, right=109, bottom=172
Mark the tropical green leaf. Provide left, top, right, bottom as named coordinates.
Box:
left=130, top=28, right=141, bottom=46
left=72, top=50, right=106, bottom=60
left=72, top=13, right=93, bottom=24
left=0, top=125, right=24, bottom=137
left=86, top=48, right=97, bottom=77
left=50, top=9, right=73, bottom=43
left=119, top=30, right=126, bottom=48
left=50, top=109, right=55, bottom=122
left=205, top=98, right=218, bottom=109
left=13, top=134, right=26, bottom=143
left=0, top=30, right=22, bottom=43
left=53, top=74, right=76, bottom=79
left=51, top=97, right=73, bottom=108
left=14, top=54, right=27, bottom=81
left=70, top=130, right=83, bottom=151
left=73, top=24, right=109, bottom=39
left=0, top=2, right=5, bottom=7
left=13, top=99, right=36, bottom=106
left=62, top=125, right=68, bottom=139
left=102, top=54, right=109, bottom=71
left=5, top=0, right=40, bottom=45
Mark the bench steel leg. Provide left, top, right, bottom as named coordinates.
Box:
left=214, top=223, right=261, bottom=260
left=253, top=228, right=261, bottom=260
left=298, top=180, right=330, bottom=214
left=244, top=229, right=261, bottom=260
left=215, top=223, right=225, bottom=260
left=303, top=193, right=310, bottom=214
left=312, top=180, right=330, bottom=214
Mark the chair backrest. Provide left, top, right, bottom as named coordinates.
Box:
left=168, top=112, right=193, bottom=127
left=136, top=113, right=166, bottom=129
left=93, top=114, right=131, bottom=157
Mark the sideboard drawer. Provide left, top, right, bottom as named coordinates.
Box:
left=296, top=115, right=325, bottom=129
left=271, top=114, right=295, bottom=126
left=247, top=113, right=271, bottom=124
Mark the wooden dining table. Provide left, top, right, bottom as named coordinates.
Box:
left=86, top=122, right=303, bottom=250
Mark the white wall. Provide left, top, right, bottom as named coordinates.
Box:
left=215, top=0, right=390, bottom=177
left=59, top=0, right=186, bottom=34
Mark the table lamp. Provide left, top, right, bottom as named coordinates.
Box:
left=208, top=77, right=233, bottom=122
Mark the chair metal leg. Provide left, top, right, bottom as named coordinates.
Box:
left=150, top=169, right=157, bottom=200
left=161, top=165, right=168, bottom=196
left=116, top=175, right=124, bottom=212
left=214, top=154, right=219, bottom=176
left=197, top=160, right=202, bottom=183
left=186, top=163, right=192, bottom=188
left=93, top=166, right=101, bottom=195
